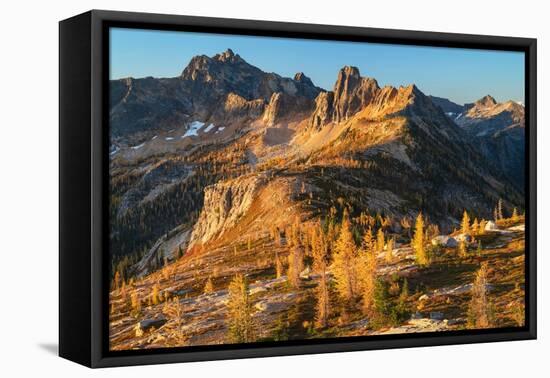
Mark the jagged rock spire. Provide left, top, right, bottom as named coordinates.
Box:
left=294, top=72, right=314, bottom=86
left=214, top=48, right=243, bottom=63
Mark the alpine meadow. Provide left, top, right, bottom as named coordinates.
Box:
left=107, top=31, right=526, bottom=351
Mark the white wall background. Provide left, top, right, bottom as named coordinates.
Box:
left=0, top=0, right=546, bottom=376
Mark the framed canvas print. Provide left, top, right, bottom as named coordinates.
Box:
left=59, top=10, right=537, bottom=368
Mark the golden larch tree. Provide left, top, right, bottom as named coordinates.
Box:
left=130, top=290, right=141, bottom=318
left=162, top=297, right=187, bottom=346
left=332, top=209, right=358, bottom=301
left=363, top=227, right=374, bottom=253
left=287, top=245, right=304, bottom=288
left=467, top=262, right=493, bottom=329
left=512, top=207, right=519, bottom=222
left=226, top=274, right=255, bottom=343
left=311, top=224, right=330, bottom=328
left=461, top=210, right=471, bottom=235
left=152, top=283, right=160, bottom=305
left=413, top=212, right=428, bottom=265
left=358, top=229, right=377, bottom=315
left=385, top=237, right=394, bottom=263
left=458, top=239, right=468, bottom=258
left=113, top=270, right=121, bottom=291
left=275, top=251, right=283, bottom=278
left=376, top=228, right=385, bottom=254
left=204, top=277, right=214, bottom=294
left=472, top=218, right=479, bottom=235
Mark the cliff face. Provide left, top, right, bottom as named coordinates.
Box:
left=332, top=66, right=380, bottom=123
left=308, top=66, right=380, bottom=129
left=212, top=92, right=266, bottom=122
left=309, top=91, right=335, bottom=130
left=262, top=91, right=315, bottom=126
left=188, top=174, right=268, bottom=247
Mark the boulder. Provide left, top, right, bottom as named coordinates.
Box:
left=254, top=300, right=288, bottom=314
left=508, top=224, right=525, bottom=232
left=485, top=221, right=499, bottom=231
left=299, top=266, right=312, bottom=279
left=429, top=312, right=444, bottom=320
left=431, top=235, right=457, bottom=248
left=249, top=286, right=268, bottom=295
left=447, top=318, right=467, bottom=326
left=134, top=317, right=167, bottom=337
left=454, top=233, right=472, bottom=243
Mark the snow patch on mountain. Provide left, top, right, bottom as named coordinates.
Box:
left=204, top=123, right=215, bottom=133
left=131, top=143, right=145, bottom=150
left=182, top=121, right=205, bottom=138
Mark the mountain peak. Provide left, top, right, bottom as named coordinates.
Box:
left=180, top=49, right=254, bottom=81
left=308, top=66, right=382, bottom=128
left=213, top=48, right=243, bottom=63
left=338, top=65, right=361, bottom=79
left=402, top=84, right=421, bottom=95
left=475, top=95, right=497, bottom=108
left=294, top=72, right=314, bottom=86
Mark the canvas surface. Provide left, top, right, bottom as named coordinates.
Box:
left=107, top=28, right=526, bottom=351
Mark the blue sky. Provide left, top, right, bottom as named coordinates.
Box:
left=110, top=28, right=525, bottom=105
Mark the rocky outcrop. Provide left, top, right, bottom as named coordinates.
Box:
left=213, top=92, right=266, bottom=122
left=309, top=91, right=335, bottom=130
left=485, top=220, right=499, bottom=231
left=189, top=174, right=268, bottom=246
left=294, top=72, right=314, bottom=86
left=431, top=235, right=458, bottom=248
left=308, top=66, right=381, bottom=129
left=134, top=318, right=167, bottom=337
left=332, top=66, right=380, bottom=123
left=133, top=225, right=191, bottom=277
left=262, top=92, right=286, bottom=126
left=263, top=91, right=315, bottom=126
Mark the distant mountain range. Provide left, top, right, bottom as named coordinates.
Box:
left=429, top=94, right=525, bottom=187
left=109, top=49, right=525, bottom=276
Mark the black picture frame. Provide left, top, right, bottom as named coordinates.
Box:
left=59, top=9, right=537, bottom=368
